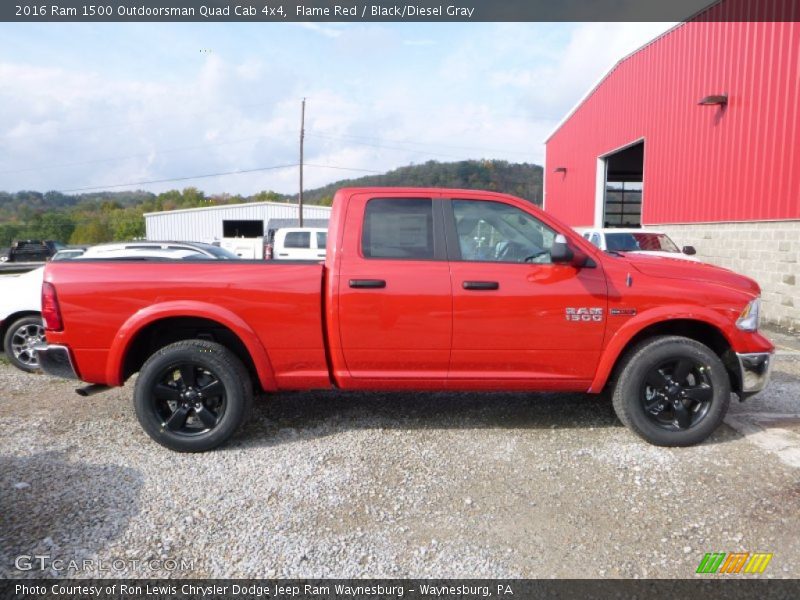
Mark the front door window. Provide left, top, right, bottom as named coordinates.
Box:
left=452, top=199, right=556, bottom=264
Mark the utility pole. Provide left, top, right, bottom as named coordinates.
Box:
left=299, top=97, right=305, bottom=227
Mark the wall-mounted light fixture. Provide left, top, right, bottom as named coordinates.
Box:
left=698, top=94, right=728, bottom=106
left=553, top=167, right=567, bottom=174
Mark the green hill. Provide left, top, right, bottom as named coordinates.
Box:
left=298, top=160, right=542, bottom=206
left=0, top=160, right=542, bottom=246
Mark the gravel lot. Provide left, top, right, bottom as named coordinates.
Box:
left=1, top=333, right=799, bottom=579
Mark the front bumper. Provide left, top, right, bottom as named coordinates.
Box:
left=34, top=344, right=78, bottom=380
left=736, top=351, right=773, bottom=398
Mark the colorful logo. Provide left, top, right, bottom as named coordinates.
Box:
left=696, top=552, right=773, bottom=574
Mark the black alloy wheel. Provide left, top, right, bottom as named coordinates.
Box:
left=134, top=340, right=253, bottom=452
left=641, top=357, right=714, bottom=431
left=152, top=363, right=227, bottom=435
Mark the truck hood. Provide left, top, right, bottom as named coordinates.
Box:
left=620, top=253, right=760, bottom=295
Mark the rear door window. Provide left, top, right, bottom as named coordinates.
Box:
left=362, top=198, right=434, bottom=259
left=316, top=232, right=328, bottom=249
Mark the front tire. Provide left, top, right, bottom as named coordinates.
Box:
left=134, top=340, right=253, bottom=452
left=3, top=316, right=45, bottom=373
left=612, top=336, right=731, bottom=447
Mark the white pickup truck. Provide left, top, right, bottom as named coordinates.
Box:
left=272, top=227, right=328, bottom=260
left=577, top=228, right=700, bottom=262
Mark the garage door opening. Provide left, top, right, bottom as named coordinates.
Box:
left=602, top=141, right=644, bottom=228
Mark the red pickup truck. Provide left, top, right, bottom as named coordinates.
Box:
left=37, top=188, right=773, bottom=452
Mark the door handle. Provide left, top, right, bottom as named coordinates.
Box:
left=462, top=281, right=499, bottom=290
left=349, top=279, right=386, bottom=289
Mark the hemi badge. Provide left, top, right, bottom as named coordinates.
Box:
left=610, top=308, right=637, bottom=317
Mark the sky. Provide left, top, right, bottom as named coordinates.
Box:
left=0, top=21, right=674, bottom=196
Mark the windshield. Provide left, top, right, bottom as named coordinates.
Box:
left=605, top=232, right=680, bottom=253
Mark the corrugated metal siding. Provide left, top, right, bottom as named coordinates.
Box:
left=144, top=202, right=332, bottom=242
left=545, top=1, right=800, bottom=225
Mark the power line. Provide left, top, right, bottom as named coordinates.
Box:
left=0, top=128, right=535, bottom=178
left=57, top=162, right=380, bottom=194
left=58, top=164, right=299, bottom=193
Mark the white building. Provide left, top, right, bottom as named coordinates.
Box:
left=144, top=201, right=332, bottom=243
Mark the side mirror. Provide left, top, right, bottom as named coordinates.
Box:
left=551, top=234, right=592, bottom=267
left=682, top=245, right=697, bottom=256
left=551, top=234, right=576, bottom=264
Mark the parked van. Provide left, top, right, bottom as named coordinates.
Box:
left=272, top=228, right=327, bottom=260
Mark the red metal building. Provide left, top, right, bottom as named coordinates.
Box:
left=544, top=0, right=800, bottom=328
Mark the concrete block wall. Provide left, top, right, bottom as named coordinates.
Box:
left=658, top=221, right=800, bottom=330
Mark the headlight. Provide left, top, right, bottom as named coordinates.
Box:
left=736, top=297, right=761, bottom=331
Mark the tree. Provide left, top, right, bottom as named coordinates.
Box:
left=35, top=212, right=75, bottom=242
left=110, top=208, right=145, bottom=240
left=251, top=190, right=284, bottom=203
left=181, top=187, right=206, bottom=207
left=0, top=222, right=22, bottom=247
left=100, top=199, right=123, bottom=213
left=70, top=219, right=112, bottom=244
left=0, top=160, right=544, bottom=248
left=157, top=190, right=183, bottom=211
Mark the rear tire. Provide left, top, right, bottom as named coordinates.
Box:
left=612, top=336, right=730, bottom=447
left=134, top=340, right=253, bottom=452
left=3, top=315, right=45, bottom=373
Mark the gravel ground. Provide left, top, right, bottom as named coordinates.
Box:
left=1, top=344, right=799, bottom=579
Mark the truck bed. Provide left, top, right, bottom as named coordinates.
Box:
left=43, top=260, right=329, bottom=389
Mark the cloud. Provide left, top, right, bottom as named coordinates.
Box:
left=517, top=23, right=672, bottom=115
left=0, top=22, right=675, bottom=196
left=0, top=49, right=302, bottom=194
left=292, top=22, right=344, bottom=39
